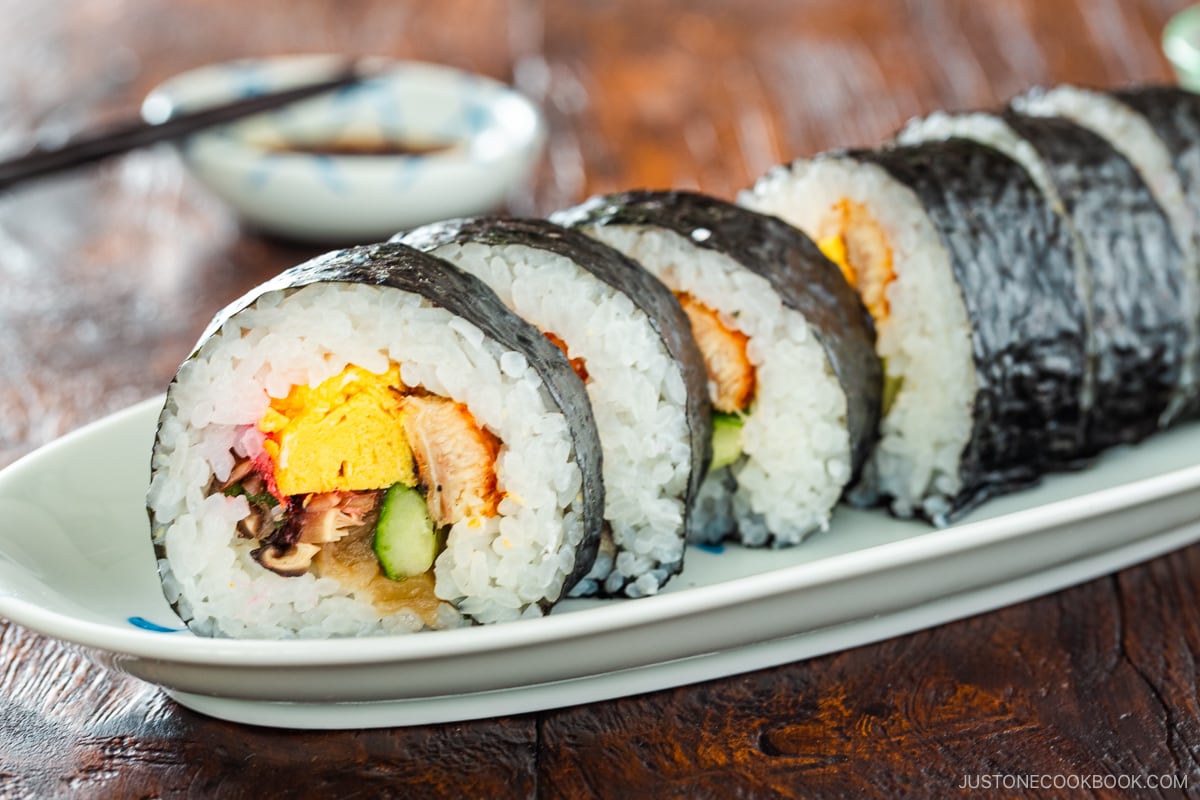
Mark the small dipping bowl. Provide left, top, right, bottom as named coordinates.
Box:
left=142, top=55, right=546, bottom=242
left=1164, top=5, right=1200, bottom=91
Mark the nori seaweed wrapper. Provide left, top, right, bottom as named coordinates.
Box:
left=1003, top=111, right=1190, bottom=448
left=152, top=241, right=603, bottom=604
left=1111, top=85, right=1200, bottom=247
left=1108, top=85, right=1200, bottom=423
left=855, top=138, right=1090, bottom=521
left=397, top=217, right=710, bottom=596
left=551, top=189, right=882, bottom=483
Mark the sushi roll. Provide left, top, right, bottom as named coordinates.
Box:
left=1108, top=86, right=1200, bottom=244
left=741, top=140, right=1088, bottom=523
left=396, top=218, right=709, bottom=597
left=1012, top=85, right=1200, bottom=264
left=552, top=190, right=881, bottom=547
left=147, top=243, right=603, bottom=637
left=1011, top=85, right=1200, bottom=424
left=896, top=108, right=1193, bottom=449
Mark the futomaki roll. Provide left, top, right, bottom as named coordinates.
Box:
left=147, top=243, right=603, bottom=638
left=1010, top=85, right=1200, bottom=426
left=1107, top=85, right=1200, bottom=246
left=553, top=190, right=880, bottom=547
left=742, top=140, right=1088, bottom=524
left=397, top=217, right=709, bottom=597
left=1012, top=85, right=1200, bottom=263
left=897, top=107, right=1194, bottom=448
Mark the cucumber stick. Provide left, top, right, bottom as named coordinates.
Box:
left=373, top=483, right=437, bottom=580
left=710, top=412, right=745, bottom=471
left=881, top=357, right=902, bottom=416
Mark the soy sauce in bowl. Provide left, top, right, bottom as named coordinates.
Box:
left=264, top=137, right=459, bottom=158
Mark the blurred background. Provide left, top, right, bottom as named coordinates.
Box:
left=0, top=0, right=1183, bottom=461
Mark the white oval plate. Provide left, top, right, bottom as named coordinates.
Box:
left=2, top=397, right=1199, bottom=729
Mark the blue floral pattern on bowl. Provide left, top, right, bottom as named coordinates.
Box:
left=128, top=615, right=186, bottom=633
left=144, top=55, right=546, bottom=243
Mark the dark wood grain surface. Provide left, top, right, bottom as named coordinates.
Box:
left=3, top=1, right=1199, bottom=797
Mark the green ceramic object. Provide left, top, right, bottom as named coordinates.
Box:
left=1164, top=4, right=1200, bottom=90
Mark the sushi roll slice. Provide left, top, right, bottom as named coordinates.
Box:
left=1012, top=86, right=1200, bottom=262
left=1108, top=86, right=1200, bottom=243
left=741, top=140, right=1088, bottom=523
left=552, top=190, right=881, bottom=547
left=397, top=218, right=709, bottom=597
left=147, top=243, right=603, bottom=637
left=1011, top=85, right=1200, bottom=424
left=896, top=109, right=1193, bottom=449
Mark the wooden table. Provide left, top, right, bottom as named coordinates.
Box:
left=3, top=1, right=1199, bottom=796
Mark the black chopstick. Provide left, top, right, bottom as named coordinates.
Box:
left=0, top=62, right=367, bottom=191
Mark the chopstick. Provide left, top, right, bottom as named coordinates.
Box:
left=0, top=62, right=367, bottom=191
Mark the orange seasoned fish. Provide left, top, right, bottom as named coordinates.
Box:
left=676, top=292, right=755, bottom=413
left=817, top=198, right=895, bottom=321
left=401, top=394, right=502, bottom=525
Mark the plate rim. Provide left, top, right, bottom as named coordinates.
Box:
left=2, top=397, right=1199, bottom=669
